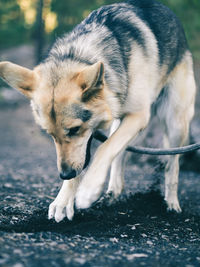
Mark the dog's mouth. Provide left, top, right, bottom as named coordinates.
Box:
left=60, top=134, right=93, bottom=180
left=83, top=133, right=93, bottom=170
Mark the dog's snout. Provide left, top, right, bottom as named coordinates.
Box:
left=60, top=163, right=76, bottom=180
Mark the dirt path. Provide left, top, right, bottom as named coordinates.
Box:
left=0, top=47, right=200, bottom=266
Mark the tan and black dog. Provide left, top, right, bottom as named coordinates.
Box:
left=0, top=0, right=196, bottom=222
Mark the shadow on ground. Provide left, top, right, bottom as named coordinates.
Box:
left=0, top=190, right=199, bottom=238
left=1, top=188, right=200, bottom=266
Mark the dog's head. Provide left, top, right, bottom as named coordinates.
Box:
left=0, top=61, right=113, bottom=179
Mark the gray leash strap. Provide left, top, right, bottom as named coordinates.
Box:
left=93, top=130, right=200, bottom=156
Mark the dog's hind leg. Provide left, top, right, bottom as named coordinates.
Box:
left=107, top=119, right=126, bottom=198
left=160, top=53, right=196, bottom=212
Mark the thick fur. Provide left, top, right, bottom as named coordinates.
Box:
left=0, top=0, right=196, bottom=222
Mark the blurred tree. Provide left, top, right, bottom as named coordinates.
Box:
left=35, top=0, right=45, bottom=63
left=50, top=0, right=121, bottom=37
left=161, top=0, right=200, bottom=58
left=50, top=0, right=200, bottom=58
left=0, top=0, right=199, bottom=59
left=0, top=0, right=28, bottom=48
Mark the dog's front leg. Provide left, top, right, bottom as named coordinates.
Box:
left=48, top=177, right=80, bottom=222
left=76, top=112, right=149, bottom=209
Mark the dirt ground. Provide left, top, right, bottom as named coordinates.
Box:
left=0, top=46, right=200, bottom=267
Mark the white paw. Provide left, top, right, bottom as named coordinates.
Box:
left=106, top=182, right=124, bottom=199
left=76, top=183, right=103, bottom=209
left=48, top=198, right=74, bottom=222
left=48, top=179, right=80, bottom=222
left=104, top=190, right=119, bottom=205
left=165, top=197, right=182, bottom=213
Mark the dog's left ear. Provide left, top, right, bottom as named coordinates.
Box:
left=0, top=61, right=37, bottom=99
left=77, top=62, right=104, bottom=102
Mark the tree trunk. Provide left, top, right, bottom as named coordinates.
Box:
left=35, top=0, right=45, bottom=64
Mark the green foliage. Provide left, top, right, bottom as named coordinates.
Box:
left=0, top=0, right=199, bottom=58
left=0, top=0, right=29, bottom=49
left=50, top=0, right=121, bottom=36
left=160, top=0, right=200, bottom=58
left=50, top=0, right=200, bottom=59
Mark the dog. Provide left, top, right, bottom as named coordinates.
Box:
left=0, top=0, right=196, bottom=222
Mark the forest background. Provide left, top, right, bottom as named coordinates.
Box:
left=0, top=0, right=199, bottom=62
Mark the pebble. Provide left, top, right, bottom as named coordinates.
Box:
left=74, top=257, right=86, bottom=265
left=121, top=234, right=128, bottom=238
left=4, top=183, right=13, bottom=188
left=126, top=253, right=148, bottom=261
left=13, top=264, right=24, bottom=267
left=109, top=237, right=118, bottom=243
left=141, top=233, right=147, bottom=238
left=147, top=240, right=153, bottom=246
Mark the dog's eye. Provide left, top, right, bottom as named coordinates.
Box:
left=68, top=126, right=81, bottom=137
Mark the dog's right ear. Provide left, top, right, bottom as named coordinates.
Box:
left=76, top=62, right=104, bottom=102
left=0, top=61, right=37, bottom=98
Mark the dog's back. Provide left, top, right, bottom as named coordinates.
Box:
left=47, top=0, right=189, bottom=104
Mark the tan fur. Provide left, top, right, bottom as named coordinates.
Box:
left=76, top=62, right=104, bottom=89
left=29, top=62, right=114, bottom=174
left=0, top=61, right=38, bottom=98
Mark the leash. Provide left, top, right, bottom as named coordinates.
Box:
left=93, top=130, right=200, bottom=155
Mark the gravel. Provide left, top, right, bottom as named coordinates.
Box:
left=0, top=47, right=200, bottom=267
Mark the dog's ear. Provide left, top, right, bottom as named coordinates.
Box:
left=0, top=61, right=37, bottom=98
left=77, top=62, right=104, bottom=102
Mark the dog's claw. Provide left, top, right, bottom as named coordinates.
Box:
left=48, top=203, right=56, bottom=220
left=165, top=197, right=182, bottom=213
left=48, top=179, right=79, bottom=222
left=98, top=191, right=116, bottom=206
left=48, top=199, right=75, bottom=222
left=66, top=201, right=74, bottom=221
left=167, top=203, right=182, bottom=213
left=54, top=206, right=67, bottom=223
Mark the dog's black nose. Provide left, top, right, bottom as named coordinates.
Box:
left=60, top=169, right=77, bottom=180
left=60, top=163, right=77, bottom=180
